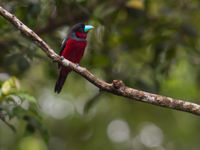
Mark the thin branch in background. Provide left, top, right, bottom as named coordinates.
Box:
left=0, top=110, right=16, bottom=132
left=1, top=6, right=200, bottom=116
left=84, top=92, right=102, bottom=113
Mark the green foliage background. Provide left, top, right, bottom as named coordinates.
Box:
left=1, top=0, right=200, bottom=149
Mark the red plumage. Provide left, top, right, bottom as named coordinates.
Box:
left=60, top=39, right=87, bottom=76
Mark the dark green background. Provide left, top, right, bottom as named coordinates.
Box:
left=0, top=0, right=200, bottom=150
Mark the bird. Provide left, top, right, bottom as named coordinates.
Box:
left=54, top=23, right=94, bottom=93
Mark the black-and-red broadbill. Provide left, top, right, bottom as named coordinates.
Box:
left=54, top=23, right=94, bottom=93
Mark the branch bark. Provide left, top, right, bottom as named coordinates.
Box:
left=1, top=6, right=200, bottom=116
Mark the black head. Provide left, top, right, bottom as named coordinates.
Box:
left=70, top=23, right=85, bottom=33
left=67, top=23, right=94, bottom=40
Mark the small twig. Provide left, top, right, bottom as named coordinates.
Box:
left=84, top=92, right=102, bottom=113
left=0, top=111, right=16, bottom=132
left=1, top=6, right=200, bottom=116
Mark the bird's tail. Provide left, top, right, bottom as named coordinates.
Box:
left=54, top=72, right=68, bottom=94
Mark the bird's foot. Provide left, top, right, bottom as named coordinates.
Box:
left=60, top=56, right=64, bottom=60
left=76, top=63, right=79, bottom=67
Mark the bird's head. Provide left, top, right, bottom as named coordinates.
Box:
left=69, top=23, right=95, bottom=39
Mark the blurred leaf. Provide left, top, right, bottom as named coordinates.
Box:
left=16, top=93, right=38, bottom=106
left=24, top=124, right=35, bottom=137
left=0, top=117, right=16, bottom=132
left=18, top=56, right=30, bottom=71
left=100, top=7, right=116, bottom=18
left=24, top=116, right=49, bottom=142
left=12, top=106, right=27, bottom=119
left=1, top=80, right=11, bottom=95
left=127, top=0, right=144, bottom=10
left=1, top=77, right=20, bottom=95
left=18, top=136, right=47, bottom=150
left=5, top=95, right=22, bottom=105
left=180, top=23, right=198, bottom=38
left=4, top=53, right=31, bottom=75
left=93, top=3, right=116, bottom=19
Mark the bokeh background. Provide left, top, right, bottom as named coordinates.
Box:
left=1, top=0, right=200, bottom=150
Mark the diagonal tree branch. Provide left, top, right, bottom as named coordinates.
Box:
left=1, top=6, right=200, bottom=116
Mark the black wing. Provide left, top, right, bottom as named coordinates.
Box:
left=58, top=38, right=68, bottom=68
left=59, top=38, right=68, bottom=56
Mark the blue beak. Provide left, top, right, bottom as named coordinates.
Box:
left=84, top=25, right=95, bottom=32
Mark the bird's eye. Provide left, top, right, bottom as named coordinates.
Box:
left=79, top=28, right=84, bottom=32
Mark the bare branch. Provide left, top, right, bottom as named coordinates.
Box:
left=1, top=6, right=200, bottom=116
